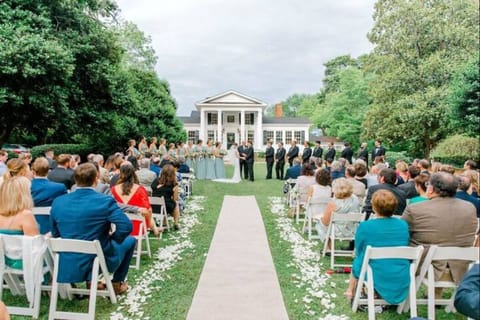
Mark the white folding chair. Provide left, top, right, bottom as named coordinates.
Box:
left=33, top=207, right=51, bottom=215
left=180, top=173, right=193, bottom=197
left=406, top=245, right=479, bottom=320
left=322, top=212, right=365, bottom=269
left=285, top=178, right=297, bottom=207
left=302, top=198, right=329, bottom=240
left=149, top=196, right=172, bottom=231
left=47, top=238, right=117, bottom=320
left=352, top=245, right=424, bottom=320
left=126, top=213, right=151, bottom=269
left=0, top=234, right=48, bottom=319
left=294, top=185, right=311, bottom=224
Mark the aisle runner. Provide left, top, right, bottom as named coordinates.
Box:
left=187, top=195, right=289, bottom=320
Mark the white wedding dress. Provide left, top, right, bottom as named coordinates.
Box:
left=213, top=146, right=241, bottom=183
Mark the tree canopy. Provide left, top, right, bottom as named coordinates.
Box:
left=0, top=0, right=185, bottom=153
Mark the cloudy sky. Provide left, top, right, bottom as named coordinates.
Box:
left=115, top=0, right=376, bottom=116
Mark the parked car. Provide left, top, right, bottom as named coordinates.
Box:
left=2, top=143, right=30, bottom=154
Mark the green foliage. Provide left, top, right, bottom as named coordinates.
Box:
left=362, top=0, right=479, bottom=157
left=385, top=151, right=413, bottom=166
left=448, top=57, right=480, bottom=136
left=430, top=135, right=480, bottom=166
left=30, top=144, right=93, bottom=159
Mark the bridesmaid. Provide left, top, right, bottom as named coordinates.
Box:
left=177, top=141, right=186, bottom=159
left=195, top=140, right=206, bottom=180
left=185, top=141, right=194, bottom=170
left=138, top=136, right=148, bottom=156
left=158, top=138, right=167, bottom=158
left=214, top=142, right=226, bottom=179
left=168, top=143, right=177, bottom=160
left=149, top=137, right=158, bottom=156
left=205, top=140, right=216, bottom=180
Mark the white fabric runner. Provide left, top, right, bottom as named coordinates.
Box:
left=187, top=195, right=289, bottom=320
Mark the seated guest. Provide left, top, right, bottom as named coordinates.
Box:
left=314, top=178, right=360, bottom=240
left=31, top=157, right=68, bottom=234
left=463, top=168, right=479, bottom=198
left=136, top=158, right=157, bottom=188
left=454, top=263, right=480, bottom=320
left=307, top=169, right=332, bottom=205
left=344, top=190, right=410, bottom=304
left=395, top=161, right=409, bottom=185
left=366, top=163, right=386, bottom=188
left=345, top=165, right=366, bottom=204
left=47, top=154, right=74, bottom=190
left=19, top=152, right=32, bottom=167
left=398, top=165, right=421, bottom=199
left=455, top=175, right=480, bottom=218
left=417, top=159, right=430, bottom=175
left=408, top=173, right=430, bottom=205
left=439, top=164, right=455, bottom=175
left=402, top=172, right=477, bottom=289
left=294, top=164, right=316, bottom=203
left=284, top=157, right=302, bottom=180
left=71, top=163, right=111, bottom=195
left=51, top=163, right=135, bottom=294
left=176, top=156, right=190, bottom=174
left=151, top=164, right=180, bottom=230
left=160, top=154, right=174, bottom=168
left=363, top=168, right=407, bottom=219
left=111, top=164, right=160, bottom=236
left=93, top=154, right=110, bottom=184
left=150, top=157, right=161, bottom=177
left=330, top=160, right=345, bottom=181
left=353, top=160, right=368, bottom=189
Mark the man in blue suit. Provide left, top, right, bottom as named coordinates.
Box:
left=31, top=157, right=68, bottom=234
left=50, top=163, right=135, bottom=295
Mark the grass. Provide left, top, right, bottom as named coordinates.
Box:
left=3, top=163, right=467, bottom=319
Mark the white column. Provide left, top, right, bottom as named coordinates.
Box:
left=255, top=109, right=263, bottom=149
left=304, top=129, right=308, bottom=144
left=199, top=110, right=205, bottom=140
left=282, top=130, right=285, bottom=144
left=240, top=110, right=245, bottom=142
left=217, top=110, right=222, bottom=144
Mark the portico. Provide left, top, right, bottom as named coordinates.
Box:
left=180, top=90, right=311, bottom=150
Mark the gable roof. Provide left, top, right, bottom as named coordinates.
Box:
left=195, top=90, right=267, bottom=110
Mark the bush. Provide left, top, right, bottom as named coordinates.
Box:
left=430, top=135, right=480, bottom=166
left=385, top=151, right=413, bottom=166
left=31, top=144, right=94, bottom=161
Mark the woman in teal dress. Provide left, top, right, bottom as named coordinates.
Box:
left=195, top=140, right=206, bottom=180
left=0, top=176, right=39, bottom=269
left=214, top=142, right=226, bottom=179
left=149, top=137, right=158, bottom=156
left=205, top=140, right=216, bottom=180
left=345, top=189, right=410, bottom=305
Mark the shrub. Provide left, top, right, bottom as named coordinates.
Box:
left=385, top=151, right=413, bottom=166
left=430, top=135, right=480, bottom=166
left=31, top=144, right=94, bottom=161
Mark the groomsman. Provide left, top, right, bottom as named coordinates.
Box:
left=286, top=140, right=299, bottom=167
left=324, top=142, right=336, bottom=161
left=357, top=142, right=369, bottom=166
left=275, top=142, right=286, bottom=180
left=301, top=141, right=312, bottom=164
left=265, top=140, right=274, bottom=179
left=371, top=139, right=386, bottom=163
left=245, top=141, right=254, bottom=182
left=340, top=142, right=353, bottom=164
left=311, top=141, right=323, bottom=167
left=238, top=141, right=247, bottom=179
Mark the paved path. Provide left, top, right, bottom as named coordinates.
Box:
left=187, top=195, right=289, bottom=320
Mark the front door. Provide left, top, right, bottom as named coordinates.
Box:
left=226, top=132, right=236, bottom=149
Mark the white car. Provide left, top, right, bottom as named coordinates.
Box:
left=2, top=143, right=30, bottom=154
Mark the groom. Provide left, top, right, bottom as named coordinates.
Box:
left=244, top=140, right=254, bottom=182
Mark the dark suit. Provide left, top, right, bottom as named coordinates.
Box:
left=286, top=145, right=299, bottom=166
left=357, top=148, right=369, bottom=165
left=324, top=147, right=336, bottom=161
left=275, top=147, right=286, bottom=179
left=245, top=146, right=254, bottom=181
left=31, top=178, right=68, bottom=234
left=302, top=147, right=312, bottom=164
left=398, top=180, right=419, bottom=199
left=363, top=183, right=407, bottom=219
left=47, top=167, right=75, bottom=190
left=372, top=146, right=386, bottom=162
left=265, top=146, right=274, bottom=179
left=50, top=188, right=135, bottom=283
left=340, top=147, right=353, bottom=164
left=238, top=145, right=247, bottom=179
left=456, top=191, right=480, bottom=218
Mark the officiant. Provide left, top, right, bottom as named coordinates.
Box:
left=265, top=140, right=274, bottom=179
left=244, top=140, right=255, bottom=182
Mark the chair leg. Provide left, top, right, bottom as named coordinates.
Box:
left=428, top=267, right=436, bottom=320
left=88, top=258, right=100, bottom=320
left=48, top=256, right=60, bottom=320
left=367, top=268, right=375, bottom=320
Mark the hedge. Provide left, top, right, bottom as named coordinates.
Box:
left=430, top=135, right=479, bottom=166
left=385, top=151, right=413, bottom=166
left=31, top=144, right=94, bottom=161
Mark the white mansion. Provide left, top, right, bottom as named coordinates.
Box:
left=179, top=90, right=312, bottom=150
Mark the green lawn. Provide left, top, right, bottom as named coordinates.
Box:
left=3, top=163, right=466, bottom=319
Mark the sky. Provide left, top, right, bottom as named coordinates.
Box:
left=115, top=0, right=376, bottom=116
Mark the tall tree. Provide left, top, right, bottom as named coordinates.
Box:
left=362, top=0, right=479, bottom=157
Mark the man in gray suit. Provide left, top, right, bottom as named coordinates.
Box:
left=402, top=172, right=477, bottom=285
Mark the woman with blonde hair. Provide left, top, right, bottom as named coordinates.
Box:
left=395, top=160, right=409, bottom=185
left=149, top=137, right=158, bottom=155
left=314, top=178, right=360, bottom=240
left=0, top=158, right=33, bottom=187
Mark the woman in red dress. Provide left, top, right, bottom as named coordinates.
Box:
left=111, top=164, right=160, bottom=236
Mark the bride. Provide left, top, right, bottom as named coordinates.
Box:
left=213, top=143, right=241, bottom=183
